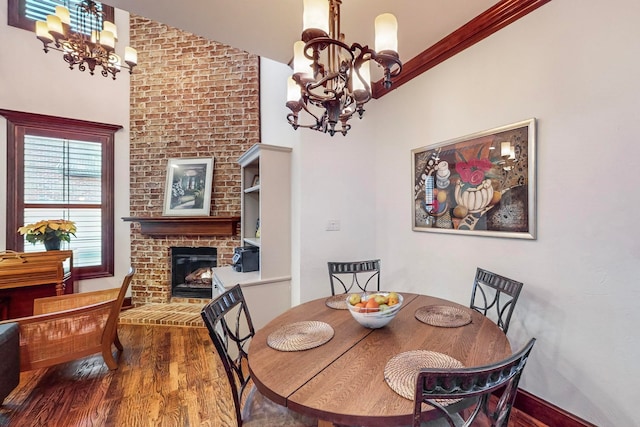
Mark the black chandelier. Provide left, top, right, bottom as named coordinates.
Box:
left=35, top=0, right=137, bottom=80
left=286, top=0, right=402, bottom=136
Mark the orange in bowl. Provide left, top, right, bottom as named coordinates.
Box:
left=364, top=298, right=379, bottom=312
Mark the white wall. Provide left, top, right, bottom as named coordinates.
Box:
left=259, top=58, right=380, bottom=305
left=296, top=126, right=380, bottom=303
left=266, top=0, right=639, bottom=424
left=368, top=0, right=638, bottom=424
left=0, top=8, right=132, bottom=291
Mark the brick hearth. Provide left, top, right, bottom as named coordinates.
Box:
left=118, top=303, right=205, bottom=327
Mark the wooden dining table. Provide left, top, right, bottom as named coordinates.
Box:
left=248, top=293, right=512, bottom=427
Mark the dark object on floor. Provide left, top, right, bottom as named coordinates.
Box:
left=0, top=322, right=20, bottom=404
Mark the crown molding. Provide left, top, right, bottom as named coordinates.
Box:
left=372, top=0, right=552, bottom=98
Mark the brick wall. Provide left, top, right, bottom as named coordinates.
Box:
left=128, top=15, right=260, bottom=304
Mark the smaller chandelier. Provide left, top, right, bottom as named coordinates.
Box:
left=35, top=0, right=137, bottom=80
left=286, top=0, right=402, bottom=136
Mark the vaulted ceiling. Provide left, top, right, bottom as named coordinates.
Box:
left=106, top=0, right=498, bottom=66
left=105, top=0, right=551, bottom=96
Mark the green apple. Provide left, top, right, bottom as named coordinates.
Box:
left=348, top=293, right=361, bottom=305
left=379, top=304, right=390, bottom=312
left=374, top=294, right=387, bottom=305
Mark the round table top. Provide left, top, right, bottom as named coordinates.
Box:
left=248, top=293, right=511, bottom=426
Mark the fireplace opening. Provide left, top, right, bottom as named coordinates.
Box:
left=171, top=247, right=217, bottom=299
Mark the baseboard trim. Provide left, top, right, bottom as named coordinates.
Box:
left=512, top=389, right=597, bottom=427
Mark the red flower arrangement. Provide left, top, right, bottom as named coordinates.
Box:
left=456, top=158, right=493, bottom=186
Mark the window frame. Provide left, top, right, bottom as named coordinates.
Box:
left=7, top=0, right=115, bottom=32
left=1, top=109, right=121, bottom=280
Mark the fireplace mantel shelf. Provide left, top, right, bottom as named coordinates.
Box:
left=122, top=216, right=240, bottom=237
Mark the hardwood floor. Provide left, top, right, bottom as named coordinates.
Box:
left=1, top=323, right=546, bottom=427
left=1, top=324, right=235, bottom=427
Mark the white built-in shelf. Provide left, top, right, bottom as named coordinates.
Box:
left=238, top=144, right=291, bottom=279
left=243, top=237, right=261, bottom=247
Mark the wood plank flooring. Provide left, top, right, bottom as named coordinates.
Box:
left=0, top=324, right=235, bottom=427
left=1, top=321, right=547, bottom=427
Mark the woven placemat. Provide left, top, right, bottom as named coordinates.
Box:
left=414, top=305, right=472, bottom=328
left=384, top=350, right=464, bottom=400
left=325, top=294, right=348, bottom=310
left=267, top=321, right=334, bottom=352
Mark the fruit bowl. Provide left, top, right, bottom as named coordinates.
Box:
left=346, top=292, right=404, bottom=329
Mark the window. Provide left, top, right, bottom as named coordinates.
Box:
left=1, top=109, right=121, bottom=280
left=8, top=0, right=114, bottom=33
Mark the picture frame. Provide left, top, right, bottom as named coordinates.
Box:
left=411, top=118, right=536, bottom=239
left=251, top=175, right=260, bottom=187
left=163, top=157, right=215, bottom=216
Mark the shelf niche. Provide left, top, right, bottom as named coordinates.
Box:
left=122, top=216, right=240, bottom=237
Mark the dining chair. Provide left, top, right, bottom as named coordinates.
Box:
left=413, top=338, right=536, bottom=427
left=200, top=284, right=317, bottom=427
left=469, top=268, right=523, bottom=334
left=327, top=259, right=381, bottom=295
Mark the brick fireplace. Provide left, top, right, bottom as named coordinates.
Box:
left=127, top=15, right=260, bottom=305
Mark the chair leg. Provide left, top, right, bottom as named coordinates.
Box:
left=102, top=337, right=123, bottom=371
left=103, top=350, right=117, bottom=370
left=114, top=330, right=123, bottom=351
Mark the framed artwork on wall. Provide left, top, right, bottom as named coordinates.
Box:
left=411, top=118, right=536, bottom=239
left=163, top=157, right=215, bottom=216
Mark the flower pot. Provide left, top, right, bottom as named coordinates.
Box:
left=44, top=238, right=61, bottom=251
left=454, top=179, right=494, bottom=213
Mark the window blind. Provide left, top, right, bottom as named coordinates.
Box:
left=23, top=135, right=103, bottom=267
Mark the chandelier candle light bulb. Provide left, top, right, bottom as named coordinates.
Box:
left=287, top=77, right=302, bottom=102
left=36, top=21, right=54, bottom=43
left=46, top=14, right=64, bottom=39
left=293, top=41, right=313, bottom=79
left=303, top=0, right=329, bottom=34
left=352, top=60, right=370, bottom=95
left=55, top=6, right=71, bottom=25
left=286, top=0, right=402, bottom=136
left=103, top=21, right=118, bottom=40
left=124, top=46, right=138, bottom=66
left=100, top=30, right=115, bottom=50
left=374, top=13, right=398, bottom=53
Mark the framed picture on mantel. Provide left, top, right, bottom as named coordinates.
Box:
left=163, top=157, right=214, bottom=216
